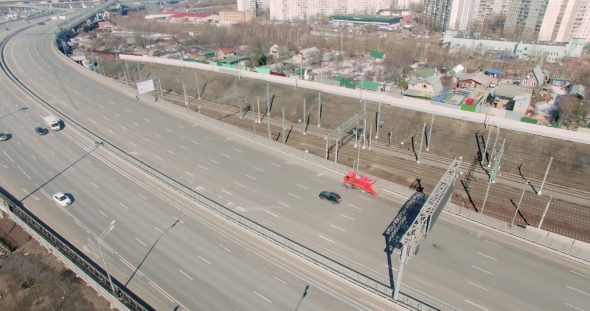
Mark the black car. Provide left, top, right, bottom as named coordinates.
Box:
left=319, top=191, right=342, bottom=204
left=35, top=126, right=47, bottom=135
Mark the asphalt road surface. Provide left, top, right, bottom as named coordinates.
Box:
left=0, top=17, right=402, bottom=311
left=2, top=15, right=590, bottom=311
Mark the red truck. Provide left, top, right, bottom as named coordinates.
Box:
left=343, top=171, right=377, bottom=195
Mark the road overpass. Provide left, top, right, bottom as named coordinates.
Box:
left=1, top=8, right=590, bottom=311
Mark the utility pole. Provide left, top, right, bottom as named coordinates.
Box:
left=238, top=96, right=242, bottom=118
left=426, top=114, right=434, bottom=151
left=303, top=98, right=307, bottom=135
left=481, top=139, right=505, bottom=214
left=182, top=82, right=188, bottom=114
left=318, top=92, right=321, bottom=127
left=124, top=60, right=130, bottom=86
left=267, top=109, right=271, bottom=139
left=388, top=127, right=392, bottom=145
left=354, top=126, right=358, bottom=148
left=538, top=157, right=553, bottom=195
left=195, top=72, right=201, bottom=99
left=257, top=96, right=261, bottom=123
left=375, top=101, right=381, bottom=139
left=511, top=180, right=530, bottom=228
left=136, top=62, right=142, bottom=80
left=393, top=244, right=408, bottom=301
left=417, top=122, right=426, bottom=163
left=266, top=83, right=270, bottom=113
left=538, top=196, right=553, bottom=229
left=481, top=123, right=493, bottom=165
left=362, top=100, right=366, bottom=149
left=488, top=126, right=500, bottom=167
left=253, top=119, right=256, bottom=137
left=282, top=108, right=286, bottom=143
left=369, top=125, right=372, bottom=150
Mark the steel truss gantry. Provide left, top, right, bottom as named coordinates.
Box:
left=323, top=112, right=364, bottom=161
left=198, top=92, right=240, bottom=114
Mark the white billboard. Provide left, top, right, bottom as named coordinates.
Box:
left=136, top=79, right=155, bottom=94
left=58, top=16, right=66, bottom=20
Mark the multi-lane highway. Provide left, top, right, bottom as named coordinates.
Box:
left=0, top=15, right=404, bottom=311
left=2, top=11, right=590, bottom=311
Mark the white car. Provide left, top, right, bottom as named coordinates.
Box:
left=52, top=192, right=71, bottom=207
left=0, top=131, right=7, bottom=141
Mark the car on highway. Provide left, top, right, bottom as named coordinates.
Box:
left=52, top=192, right=71, bottom=207
left=35, top=126, right=47, bottom=135
left=0, top=131, right=7, bottom=141
left=319, top=191, right=342, bottom=204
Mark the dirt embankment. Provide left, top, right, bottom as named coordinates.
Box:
left=102, top=58, right=590, bottom=191
left=0, top=217, right=110, bottom=311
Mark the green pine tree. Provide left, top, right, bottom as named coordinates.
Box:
left=251, top=41, right=267, bottom=67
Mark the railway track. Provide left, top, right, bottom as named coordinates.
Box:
left=159, top=91, right=590, bottom=241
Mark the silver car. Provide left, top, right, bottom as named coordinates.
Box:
left=0, top=131, right=7, bottom=141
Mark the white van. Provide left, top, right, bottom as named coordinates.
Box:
left=43, top=116, right=61, bottom=131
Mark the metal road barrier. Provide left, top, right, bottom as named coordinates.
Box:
left=0, top=189, right=152, bottom=311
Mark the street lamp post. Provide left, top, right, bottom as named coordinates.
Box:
left=98, top=220, right=116, bottom=297
left=510, top=180, right=529, bottom=228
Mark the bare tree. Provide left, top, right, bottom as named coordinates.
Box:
left=556, top=95, right=580, bottom=128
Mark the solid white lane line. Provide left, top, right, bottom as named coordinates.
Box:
left=115, top=114, right=120, bottom=117
left=89, top=119, right=96, bottom=124
left=358, top=195, right=371, bottom=201
left=135, top=238, right=146, bottom=246
left=144, top=119, right=150, bottom=122
left=565, top=303, right=585, bottom=311
left=104, top=116, right=109, bottom=120
left=155, top=156, right=163, bottom=161
left=173, top=216, right=185, bottom=224
left=278, top=201, right=290, bottom=207
left=222, top=153, right=230, bottom=158
left=31, top=155, right=36, bottom=160
left=154, top=133, right=161, bottom=137
left=467, top=281, right=489, bottom=291
left=234, top=182, right=245, bottom=187
left=180, top=145, right=187, bottom=149
left=197, top=165, right=207, bottom=170
left=99, top=210, right=108, bottom=218
left=348, top=203, right=361, bottom=209
left=178, top=125, right=184, bottom=128
left=319, top=235, right=334, bottom=243
left=198, top=256, right=212, bottom=265
left=108, top=130, right=115, bottom=134
left=91, top=182, right=99, bottom=188
left=340, top=214, right=355, bottom=220
left=168, top=150, right=175, bottom=155
left=204, top=136, right=211, bottom=140
left=143, top=138, right=149, bottom=142
left=484, top=240, right=502, bottom=247
left=191, top=140, right=199, bottom=145
left=154, top=227, right=164, bottom=234
left=271, top=163, right=280, bottom=167
left=220, top=245, right=231, bottom=252
left=234, top=149, right=242, bottom=153
left=50, top=151, right=55, bottom=155
left=179, top=270, right=193, bottom=280
left=477, top=252, right=497, bottom=260
left=138, top=194, right=147, bottom=200
left=110, top=102, right=115, bottom=105
left=3, top=151, right=14, bottom=162
left=165, top=129, right=172, bottom=132
left=254, top=292, right=271, bottom=303
left=289, top=193, right=301, bottom=199
left=254, top=167, right=264, bottom=172
left=246, top=175, right=256, bottom=180
left=185, top=172, right=194, bottom=177
left=119, top=203, right=129, bottom=209
left=570, top=270, right=590, bottom=279
left=130, top=142, right=137, bottom=146
left=567, top=286, right=590, bottom=296
left=464, top=300, right=488, bottom=311
left=330, top=224, right=345, bottom=231
left=274, top=277, right=287, bottom=285
left=121, top=127, right=127, bottom=130
left=210, top=159, right=218, bottom=163
left=472, top=266, right=493, bottom=275
left=265, top=210, right=279, bottom=217
left=297, top=184, right=309, bottom=189
left=221, top=190, right=233, bottom=196
left=133, top=122, right=139, bottom=126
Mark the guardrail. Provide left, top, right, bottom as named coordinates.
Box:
left=0, top=5, right=156, bottom=311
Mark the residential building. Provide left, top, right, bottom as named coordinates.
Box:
left=220, top=10, right=253, bottom=23
left=292, top=47, right=321, bottom=64
left=510, top=94, right=533, bottom=114
left=217, top=47, right=235, bottom=58
left=269, top=44, right=291, bottom=58
left=404, top=75, right=444, bottom=99
left=570, top=84, right=586, bottom=98
left=423, top=0, right=453, bottom=30
left=493, top=84, right=533, bottom=100
left=269, top=0, right=391, bottom=21
left=330, top=15, right=402, bottom=26
left=519, top=65, right=548, bottom=89
left=503, top=0, right=547, bottom=39
left=457, top=72, right=494, bottom=90
left=237, top=0, right=258, bottom=17
left=443, top=30, right=585, bottom=62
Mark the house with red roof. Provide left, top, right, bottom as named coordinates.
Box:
left=168, top=13, right=211, bottom=23
left=217, top=47, right=235, bottom=58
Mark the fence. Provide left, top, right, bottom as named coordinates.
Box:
left=55, top=44, right=590, bottom=265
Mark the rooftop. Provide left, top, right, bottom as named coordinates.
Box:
left=329, top=15, right=402, bottom=23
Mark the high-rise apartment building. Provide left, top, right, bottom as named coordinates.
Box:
left=537, top=0, right=590, bottom=42
left=504, top=0, right=549, bottom=39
